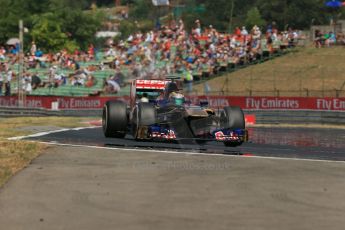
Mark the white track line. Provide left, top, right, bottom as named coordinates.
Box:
left=7, top=126, right=99, bottom=141
left=7, top=127, right=345, bottom=164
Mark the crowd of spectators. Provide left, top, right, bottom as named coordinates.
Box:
left=100, top=19, right=304, bottom=93
left=0, top=62, right=13, bottom=96
left=0, top=19, right=306, bottom=95
left=0, top=41, right=101, bottom=95
left=314, top=30, right=336, bottom=48
left=314, top=30, right=345, bottom=48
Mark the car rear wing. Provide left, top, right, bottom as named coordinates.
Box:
left=135, top=80, right=171, bottom=90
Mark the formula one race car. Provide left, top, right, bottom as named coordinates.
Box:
left=102, top=79, right=248, bottom=147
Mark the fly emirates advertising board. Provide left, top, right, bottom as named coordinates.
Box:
left=0, top=96, right=345, bottom=111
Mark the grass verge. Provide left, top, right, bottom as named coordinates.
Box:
left=194, top=46, right=345, bottom=97
left=0, top=117, right=95, bottom=187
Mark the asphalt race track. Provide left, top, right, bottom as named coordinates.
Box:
left=26, top=127, right=345, bottom=161
left=1, top=126, right=345, bottom=230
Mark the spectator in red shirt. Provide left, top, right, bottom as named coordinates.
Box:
left=235, top=27, right=241, bottom=36
left=88, top=44, right=95, bottom=60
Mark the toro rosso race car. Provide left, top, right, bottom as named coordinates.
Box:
left=102, top=79, right=248, bottom=147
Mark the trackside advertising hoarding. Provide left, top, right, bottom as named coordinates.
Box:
left=0, top=96, right=345, bottom=111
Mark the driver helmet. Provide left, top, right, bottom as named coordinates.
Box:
left=166, top=82, right=179, bottom=95
left=170, top=91, right=185, bottom=105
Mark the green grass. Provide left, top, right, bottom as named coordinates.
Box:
left=194, top=46, right=345, bottom=97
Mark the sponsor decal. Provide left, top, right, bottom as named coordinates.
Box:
left=57, top=98, right=101, bottom=109
left=151, top=130, right=176, bottom=139
left=316, top=98, right=345, bottom=110
left=215, top=131, right=225, bottom=141
left=0, top=97, right=42, bottom=107
left=135, top=80, right=169, bottom=89
left=0, top=96, right=344, bottom=111
left=245, top=98, right=299, bottom=109
left=214, top=131, right=239, bottom=141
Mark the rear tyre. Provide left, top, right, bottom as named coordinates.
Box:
left=102, top=100, right=128, bottom=138
left=132, top=103, right=156, bottom=139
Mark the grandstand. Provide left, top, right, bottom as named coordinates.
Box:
left=7, top=51, right=288, bottom=98
left=3, top=20, right=303, bottom=98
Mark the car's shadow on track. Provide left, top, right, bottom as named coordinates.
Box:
left=25, top=127, right=345, bottom=161
left=104, top=135, right=244, bottom=156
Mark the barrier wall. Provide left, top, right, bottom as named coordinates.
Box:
left=1, top=96, right=345, bottom=111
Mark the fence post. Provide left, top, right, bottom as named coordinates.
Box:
left=275, top=89, right=280, bottom=97
left=335, top=89, right=340, bottom=98
left=304, top=88, right=309, bottom=97
left=248, top=89, right=252, bottom=97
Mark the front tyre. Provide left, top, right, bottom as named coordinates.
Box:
left=222, top=106, right=245, bottom=130
left=222, top=106, right=245, bottom=147
left=102, top=100, right=128, bottom=138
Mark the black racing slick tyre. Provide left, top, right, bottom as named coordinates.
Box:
left=223, top=106, right=245, bottom=130
left=102, top=100, right=128, bottom=138
left=222, top=106, right=245, bottom=147
left=132, top=103, right=156, bottom=139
